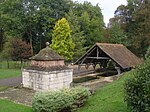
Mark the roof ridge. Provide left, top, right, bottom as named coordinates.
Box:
left=96, top=42, right=123, bottom=46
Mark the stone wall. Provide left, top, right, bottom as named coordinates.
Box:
left=22, top=69, right=73, bottom=91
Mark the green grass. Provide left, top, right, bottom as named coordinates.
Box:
left=0, top=99, right=32, bottom=112
left=0, top=69, right=21, bottom=79
left=78, top=72, right=133, bottom=112
left=0, top=86, right=9, bottom=91
left=0, top=61, right=29, bottom=69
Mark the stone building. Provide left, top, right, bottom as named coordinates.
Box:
left=22, top=42, right=73, bottom=91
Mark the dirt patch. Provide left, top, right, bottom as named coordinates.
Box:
left=0, top=87, right=35, bottom=106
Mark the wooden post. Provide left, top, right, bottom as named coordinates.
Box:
left=115, top=67, right=121, bottom=75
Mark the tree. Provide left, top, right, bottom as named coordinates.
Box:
left=70, top=2, right=104, bottom=49
left=107, top=22, right=128, bottom=45
left=0, top=0, right=73, bottom=54
left=0, top=28, right=5, bottom=51
left=66, top=9, right=86, bottom=61
left=11, top=38, right=32, bottom=61
left=109, top=0, right=150, bottom=57
left=50, top=18, right=75, bottom=61
left=127, top=0, right=150, bottom=56
left=145, top=46, right=150, bottom=58
left=0, top=38, right=31, bottom=68
left=0, top=38, right=12, bottom=68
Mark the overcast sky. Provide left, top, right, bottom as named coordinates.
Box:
left=72, top=0, right=127, bottom=25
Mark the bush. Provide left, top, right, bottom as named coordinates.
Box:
left=32, top=86, right=90, bottom=112
left=125, top=58, right=150, bottom=112
left=145, top=46, right=150, bottom=58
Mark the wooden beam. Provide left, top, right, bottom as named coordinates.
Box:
left=87, top=47, right=97, bottom=55
left=97, top=47, right=99, bottom=58
left=86, top=57, right=109, bottom=59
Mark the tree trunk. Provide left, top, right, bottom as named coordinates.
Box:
left=21, top=60, right=23, bottom=69
left=29, top=31, right=33, bottom=56
left=7, top=59, right=9, bottom=69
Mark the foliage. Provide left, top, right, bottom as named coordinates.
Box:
left=10, top=38, right=32, bottom=61
left=0, top=0, right=73, bottom=54
left=78, top=72, right=132, bottom=112
left=50, top=18, right=75, bottom=61
left=32, top=86, right=90, bottom=112
left=0, top=28, right=5, bottom=52
left=109, top=0, right=150, bottom=57
left=0, top=99, right=32, bottom=112
left=71, top=2, right=104, bottom=49
left=66, top=10, right=86, bottom=61
left=145, top=46, right=150, bottom=58
left=1, top=38, right=32, bottom=61
left=0, top=0, right=105, bottom=61
left=107, top=22, right=128, bottom=45
left=0, top=38, right=12, bottom=60
left=125, top=58, right=150, bottom=112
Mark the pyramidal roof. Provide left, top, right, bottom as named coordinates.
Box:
left=30, top=42, right=64, bottom=61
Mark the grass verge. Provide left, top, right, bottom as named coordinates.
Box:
left=0, top=99, right=32, bottom=112
left=0, top=86, right=9, bottom=91
left=78, top=72, right=133, bottom=112
left=0, top=69, right=21, bottom=79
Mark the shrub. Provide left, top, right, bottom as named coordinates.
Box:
left=145, top=46, right=150, bottom=58
left=125, top=58, right=150, bottom=112
left=32, top=86, right=90, bottom=112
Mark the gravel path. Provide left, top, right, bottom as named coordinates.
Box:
left=0, top=76, right=22, bottom=86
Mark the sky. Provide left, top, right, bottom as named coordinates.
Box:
left=72, top=0, right=127, bottom=25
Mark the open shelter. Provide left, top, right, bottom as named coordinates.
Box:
left=74, top=43, right=142, bottom=74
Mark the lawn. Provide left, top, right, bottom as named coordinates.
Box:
left=0, top=99, right=32, bottom=112
left=0, top=71, right=132, bottom=112
left=0, top=69, right=21, bottom=79
left=0, top=86, right=9, bottom=91
left=78, top=72, right=133, bottom=112
left=0, top=61, right=29, bottom=69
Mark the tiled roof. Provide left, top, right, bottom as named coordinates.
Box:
left=30, top=46, right=64, bottom=61
left=75, top=43, right=142, bottom=69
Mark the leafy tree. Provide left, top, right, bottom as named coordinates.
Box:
left=50, top=18, right=75, bottom=61
left=107, top=22, right=128, bottom=45
left=0, top=38, right=31, bottom=68
left=0, top=38, right=12, bottom=60
left=0, top=0, right=73, bottom=54
left=0, top=28, right=5, bottom=51
left=70, top=2, right=104, bottom=49
left=0, top=38, right=12, bottom=68
left=145, top=46, right=150, bottom=58
left=109, top=0, right=150, bottom=57
left=11, top=38, right=32, bottom=61
left=22, top=0, right=73, bottom=53
left=66, top=10, right=86, bottom=61
left=127, top=0, right=150, bottom=56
